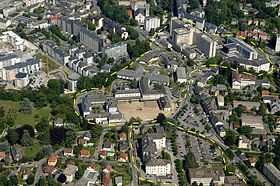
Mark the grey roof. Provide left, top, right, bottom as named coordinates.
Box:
left=147, top=72, right=169, bottom=84
left=146, top=159, right=170, bottom=166
left=139, top=77, right=165, bottom=95
left=230, top=56, right=268, bottom=67
left=264, top=163, right=280, bottom=177
left=115, top=176, right=123, bottom=184
left=176, top=67, right=186, bottom=79
left=4, top=59, right=40, bottom=70
left=183, top=12, right=205, bottom=24
left=189, top=167, right=225, bottom=180
left=0, top=53, right=18, bottom=62
left=68, top=72, right=80, bottom=80
left=15, top=72, right=27, bottom=78
left=63, top=164, right=78, bottom=175
left=205, top=22, right=217, bottom=30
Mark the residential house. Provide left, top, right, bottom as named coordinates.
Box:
left=238, top=135, right=251, bottom=149
left=80, top=149, right=90, bottom=158
left=64, top=148, right=74, bottom=157
left=48, top=154, right=58, bottom=167
left=0, top=151, right=6, bottom=161
left=115, top=176, right=123, bottom=186
left=118, top=152, right=128, bottom=162
left=118, top=132, right=127, bottom=141
left=63, top=164, right=78, bottom=183
left=232, top=71, right=256, bottom=90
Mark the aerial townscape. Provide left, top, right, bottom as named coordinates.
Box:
left=2, top=0, right=280, bottom=186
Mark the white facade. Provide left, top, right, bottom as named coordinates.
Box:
left=239, top=62, right=270, bottom=73
left=145, top=161, right=171, bottom=177
left=115, top=91, right=141, bottom=99
left=232, top=79, right=256, bottom=90
left=24, top=0, right=44, bottom=7
left=144, top=17, right=160, bottom=32
left=152, top=137, right=166, bottom=151
left=135, top=13, right=145, bottom=25
left=275, top=34, right=280, bottom=52
left=1, top=31, right=26, bottom=51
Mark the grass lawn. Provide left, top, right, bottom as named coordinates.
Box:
left=36, top=53, right=61, bottom=72
left=23, top=141, right=41, bottom=160
left=0, top=100, right=51, bottom=127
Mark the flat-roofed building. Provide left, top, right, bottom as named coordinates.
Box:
left=80, top=27, right=103, bottom=53
left=263, top=163, right=280, bottom=186
left=241, top=114, right=264, bottom=130
left=175, top=67, right=187, bottom=83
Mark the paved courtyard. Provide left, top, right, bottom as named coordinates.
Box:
left=118, top=100, right=161, bottom=121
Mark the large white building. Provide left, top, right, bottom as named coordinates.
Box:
left=172, top=27, right=194, bottom=46
left=145, top=159, right=171, bottom=177
left=194, top=33, right=217, bottom=58
left=144, top=17, right=160, bottom=32
left=275, top=34, right=280, bottom=52
left=188, top=167, right=225, bottom=186
left=23, top=0, right=44, bottom=7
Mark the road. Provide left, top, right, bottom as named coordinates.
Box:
left=93, top=130, right=106, bottom=160
left=33, top=158, right=47, bottom=185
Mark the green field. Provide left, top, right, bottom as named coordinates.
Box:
left=0, top=100, right=51, bottom=127
left=36, top=53, right=61, bottom=72
left=23, top=141, right=42, bottom=160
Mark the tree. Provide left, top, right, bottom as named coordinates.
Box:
left=36, top=118, right=49, bottom=133
left=36, top=177, right=46, bottom=186
left=156, top=113, right=166, bottom=124
left=224, top=129, right=238, bottom=146
left=8, top=175, right=18, bottom=186
left=64, top=130, right=75, bottom=147
left=47, top=79, right=65, bottom=95
left=20, top=98, right=33, bottom=113
left=21, top=130, right=33, bottom=146
left=26, top=174, right=34, bottom=185
left=7, top=129, right=19, bottom=145
left=237, top=126, right=253, bottom=136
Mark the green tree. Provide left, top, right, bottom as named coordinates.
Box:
left=8, top=175, right=18, bottom=186
left=64, top=130, right=75, bottom=147
left=21, top=130, right=33, bottom=146
left=26, top=174, right=34, bottom=185
left=237, top=126, right=253, bottom=136
left=7, top=129, right=19, bottom=145
left=20, top=98, right=33, bottom=113
left=224, top=129, right=238, bottom=146
left=47, top=79, right=65, bottom=95
left=36, top=177, right=46, bottom=186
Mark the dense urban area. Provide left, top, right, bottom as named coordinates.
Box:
left=2, top=0, right=280, bottom=185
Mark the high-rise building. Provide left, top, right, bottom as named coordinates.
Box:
left=144, top=17, right=160, bottom=32
left=275, top=34, right=280, bottom=52
left=172, top=27, right=194, bottom=46
left=194, top=33, right=217, bottom=58
left=80, top=27, right=103, bottom=53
